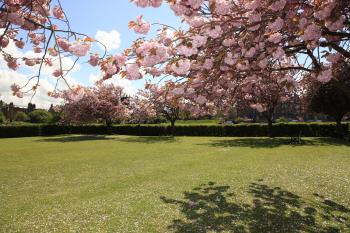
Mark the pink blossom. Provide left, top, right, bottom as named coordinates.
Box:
left=268, top=17, right=284, bottom=32
left=88, top=54, right=99, bottom=66
left=246, top=0, right=261, bottom=10
left=205, top=25, right=223, bottom=39
left=268, top=32, right=283, bottom=44
left=114, top=55, right=127, bottom=67
left=106, top=63, right=118, bottom=76
left=126, top=63, right=142, bottom=80
left=195, top=95, right=207, bottom=105
left=48, top=48, right=58, bottom=56
left=172, top=87, right=184, bottom=96
left=70, top=42, right=91, bottom=57
left=317, top=69, right=333, bottom=83
left=24, top=58, right=36, bottom=66
left=177, top=45, right=198, bottom=57
left=213, top=0, right=231, bottom=15
left=203, top=58, right=214, bottom=70
left=258, top=58, right=268, bottom=69
left=250, top=103, right=265, bottom=113
left=129, top=16, right=151, bottom=35
left=301, top=24, right=321, bottom=41
left=192, top=35, right=207, bottom=48
left=325, top=16, right=346, bottom=32
left=11, top=84, right=23, bottom=98
left=15, top=40, right=25, bottom=49
left=171, top=59, right=191, bottom=75
left=269, top=0, right=286, bottom=12
left=53, top=6, right=64, bottom=19
left=326, top=53, right=341, bottom=64
left=245, top=47, right=256, bottom=58
left=272, top=47, right=285, bottom=59
left=0, top=36, right=9, bottom=48
left=136, top=41, right=169, bottom=66
left=53, top=69, right=63, bottom=77
left=57, top=37, right=71, bottom=52
left=248, top=13, right=261, bottom=23
left=185, top=16, right=206, bottom=27
left=222, top=38, right=235, bottom=47
left=6, top=57, right=19, bottom=70
left=132, top=0, right=163, bottom=8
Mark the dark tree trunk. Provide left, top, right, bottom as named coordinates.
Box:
left=267, top=118, right=273, bottom=137
left=105, top=119, right=113, bottom=134
left=170, top=119, right=176, bottom=136
left=335, top=114, right=345, bottom=138
left=266, top=108, right=274, bottom=137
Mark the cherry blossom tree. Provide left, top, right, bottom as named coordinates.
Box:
left=241, top=70, right=298, bottom=135
left=128, top=94, right=157, bottom=124
left=116, top=0, right=350, bottom=118
left=61, top=84, right=130, bottom=126
left=141, top=83, right=185, bottom=130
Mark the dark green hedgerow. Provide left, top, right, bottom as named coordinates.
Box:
left=0, top=123, right=348, bottom=138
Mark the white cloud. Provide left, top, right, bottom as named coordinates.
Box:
left=0, top=69, right=64, bottom=109
left=95, top=30, right=121, bottom=52
left=89, top=73, right=137, bottom=96
left=0, top=35, right=80, bottom=109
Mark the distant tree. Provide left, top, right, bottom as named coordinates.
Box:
left=241, top=70, right=297, bottom=136
left=61, top=84, right=130, bottom=127
left=308, top=64, right=350, bottom=129
left=8, top=103, right=16, bottom=122
left=141, top=84, right=185, bottom=132
left=14, top=111, right=29, bottom=122
left=28, top=110, right=53, bottom=123
left=0, top=111, right=5, bottom=124
left=48, top=105, right=62, bottom=124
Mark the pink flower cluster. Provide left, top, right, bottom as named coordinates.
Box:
left=136, top=41, right=169, bottom=66
left=129, top=16, right=151, bottom=35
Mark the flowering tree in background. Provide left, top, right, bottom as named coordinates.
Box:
left=241, top=70, right=297, bottom=135
left=61, top=84, right=129, bottom=126
left=141, top=83, right=186, bottom=130
left=128, top=94, right=157, bottom=124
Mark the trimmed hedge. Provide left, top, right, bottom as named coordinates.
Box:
left=0, top=123, right=348, bottom=138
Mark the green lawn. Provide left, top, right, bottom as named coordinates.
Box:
left=0, top=136, right=349, bottom=233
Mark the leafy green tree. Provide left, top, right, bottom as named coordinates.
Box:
left=0, top=112, right=5, bottom=124
left=309, top=65, right=350, bottom=128
left=28, top=110, right=53, bottom=124
left=14, top=111, right=30, bottom=122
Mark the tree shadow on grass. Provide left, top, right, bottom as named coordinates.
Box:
left=37, top=135, right=111, bottom=143
left=113, top=136, right=177, bottom=144
left=198, top=138, right=350, bottom=149
left=37, top=135, right=177, bottom=143
left=161, top=182, right=350, bottom=233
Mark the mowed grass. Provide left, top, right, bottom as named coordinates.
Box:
left=0, top=136, right=349, bottom=233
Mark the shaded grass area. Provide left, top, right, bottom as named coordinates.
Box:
left=0, top=136, right=349, bottom=232
left=161, top=182, right=350, bottom=233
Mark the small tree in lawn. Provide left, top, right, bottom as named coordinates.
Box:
left=142, top=83, right=188, bottom=133
left=61, top=84, right=130, bottom=127
left=242, top=71, right=297, bottom=136
left=307, top=63, right=350, bottom=136
left=129, top=94, right=157, bottom=124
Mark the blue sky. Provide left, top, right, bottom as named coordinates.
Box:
left=0, top=1, right=182, bottom=108
left=62, top=0, right=181, bottom=88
